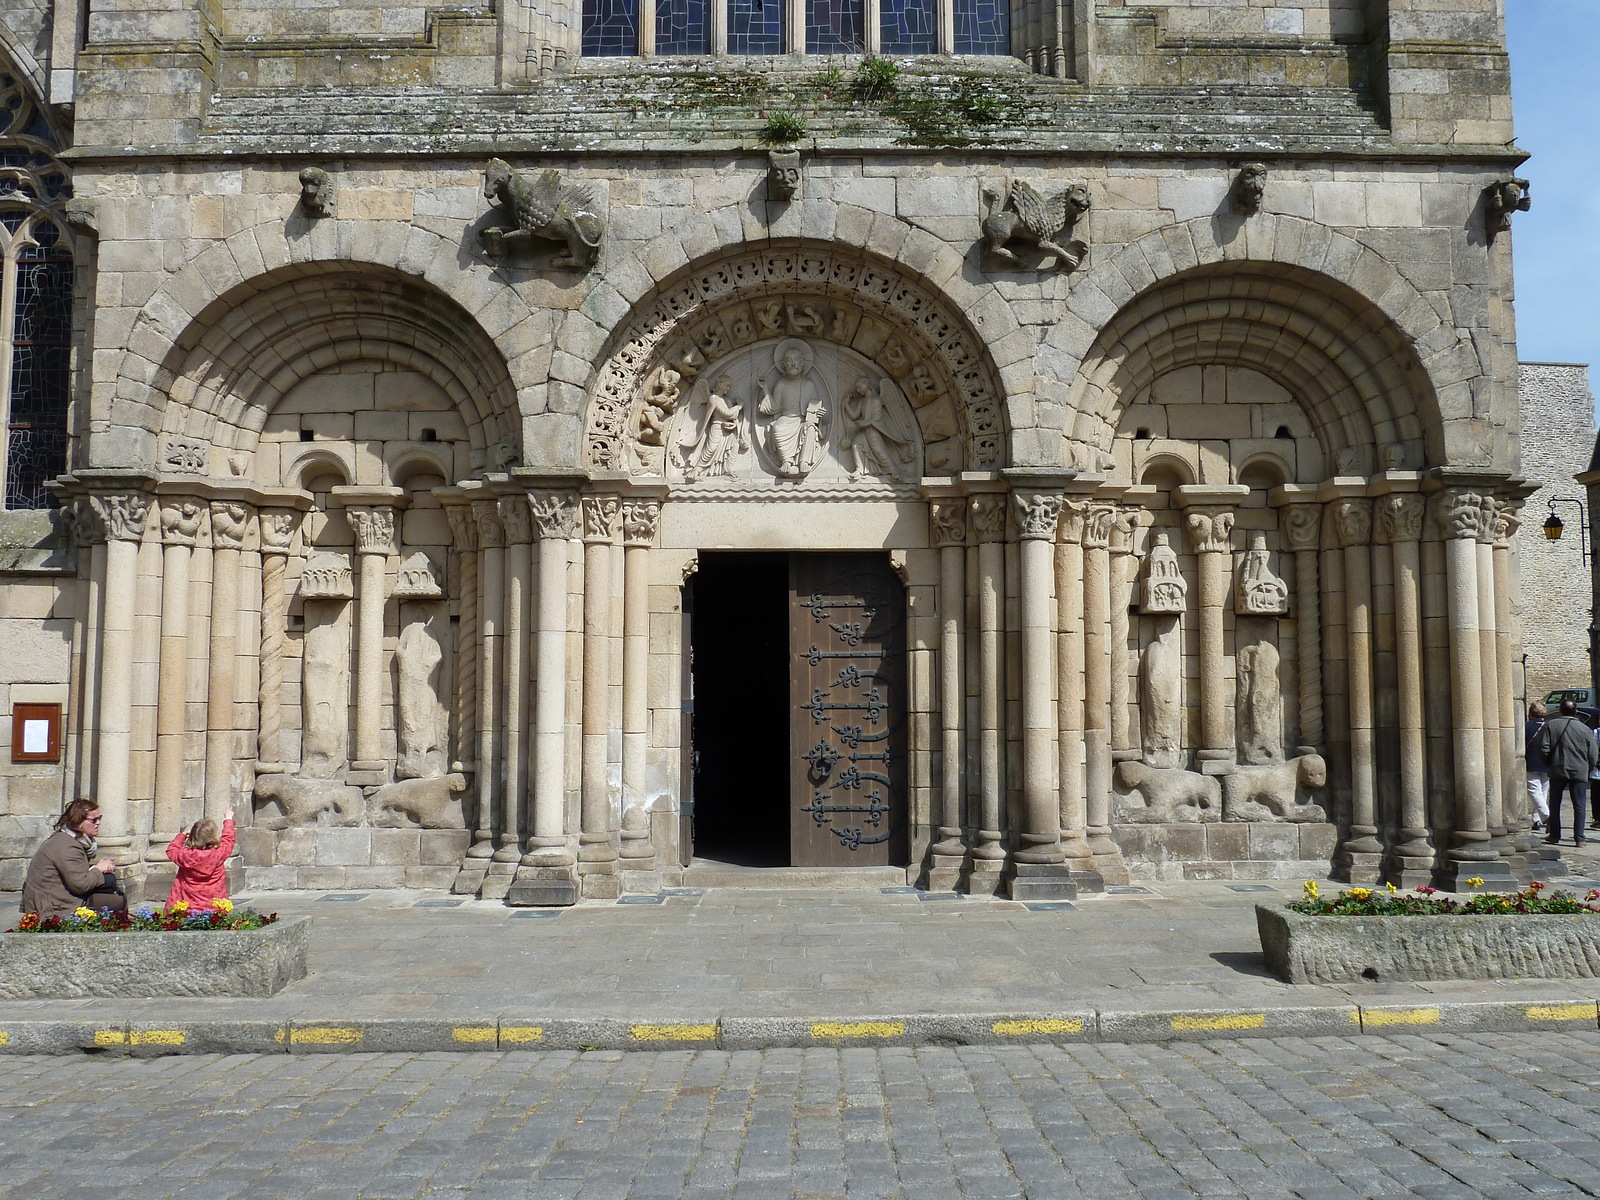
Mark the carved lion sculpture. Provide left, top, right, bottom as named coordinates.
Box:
left=252, top=774, right=363, bottom=831
left=479, top=158, right=604, bottom=269
left=981, top=180, right=1090, bottom=271
left=1221, top=753, right=1328, bottom=823
left=370, top=772, right=468, bottom=830
left=1114, top=760, right=1222, bottom=824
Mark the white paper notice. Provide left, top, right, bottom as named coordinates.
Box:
left=21, top=719, right=49, bottom=754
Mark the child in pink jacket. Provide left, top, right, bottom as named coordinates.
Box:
left=166, top=806, right=235, bottom=911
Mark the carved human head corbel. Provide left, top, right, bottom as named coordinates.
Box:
left=298, top=166, right=333, bottom=217
left=768, top=150, right=802, bottom=202
left=1485, top=177, right=1530, bottom=240
left=1233, top=163, right=1268, bottom=215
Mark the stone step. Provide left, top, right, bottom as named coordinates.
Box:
left=681, top=859, right=911, bottom=889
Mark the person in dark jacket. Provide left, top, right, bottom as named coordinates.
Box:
left=1538, top=700, right=1599, bottom=847
left=19, top=799, right=125, bottom=917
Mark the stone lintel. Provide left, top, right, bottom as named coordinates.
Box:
left=330, top=485, right=408, bottom=509
left=1173, top=484, right=1251, bottom=509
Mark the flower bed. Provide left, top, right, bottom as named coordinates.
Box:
left=8, top=898, right=278, bottom=934
left=1259, top=882, right=1600, bottom=984
left=0, top=911, right=307, bottom=999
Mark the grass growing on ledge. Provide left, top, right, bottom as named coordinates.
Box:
left=757, top=109, right=809, bottom=145
left=1289, top=879, right=1600, bottom=916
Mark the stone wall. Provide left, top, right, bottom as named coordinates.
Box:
left=1515, top=363, right=1595, bottom=702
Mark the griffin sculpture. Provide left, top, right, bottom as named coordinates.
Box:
left=479, top=158, right=604, bottom=269
left=981, top=180, right=1090, bottom=271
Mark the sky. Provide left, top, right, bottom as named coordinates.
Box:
left=1504, top=1, right=1600, bottom=368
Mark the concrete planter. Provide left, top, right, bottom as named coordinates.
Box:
left=0, top=916, right=309, bottom=999
left=1257, top=904, right=1600, bottom=984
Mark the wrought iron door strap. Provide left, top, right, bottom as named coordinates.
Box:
left=801, top=688, right=885, bottom=723
left=805, top=644, right=885, bottom=664
left=805, top=593, right=881, bottom=621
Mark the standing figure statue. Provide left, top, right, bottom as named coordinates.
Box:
left=757, top=339, right=828, bottom=479
left=840, top=375, right=915, bottom=482
left=479, top=158, right=605, bottom=269
left=676, top=375, right=748, bottom=481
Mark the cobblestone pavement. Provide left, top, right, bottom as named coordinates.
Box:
left=4, top=1033, right=1600, bottom=1200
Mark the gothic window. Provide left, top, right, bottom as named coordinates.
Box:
left=582, top=0, right=1005, bottom=54
left=0, top=70, right=73, bottom=511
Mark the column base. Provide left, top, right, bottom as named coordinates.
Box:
left=1070, top=868, right=1105, bottom=893
left=521, top=836, right=576, bottom=868
left=144, top=834, right=175, bottom=864
left=466, top=837, right=496, bottom=860
left=1440, top=859, right=1518, bottom=893
left=925, top=851, right=965, bottom=893
left=507, top=864, right=580, bottom=907
left=1333, top=852, right=1383, bottom=885
left=618, top=830, right=655, bottom=861
left=491, top=843, right=521, bottom=863
left=971, top=833, right=1005, bottom=862
left=1005, top=861, right=1077, bottom=902
left=1527, top=843, right=1567, bottom=881
left=452, top=861, right=490, bottom=895
left=478, top=872, right=514, bottom=901
left=963, top=859, right=1007, bottom=896
left=1385, top=859, right=1436, bottom=890
left=620, top=866, right=665, bottom=894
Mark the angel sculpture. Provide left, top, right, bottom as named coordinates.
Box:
left=841, top=376, right=917, bottom=482
left=479, top=158, right=604, bottom=269
left=980, top=180, right=1091, bottom=271
left=674, top=376, right=749, bottom=482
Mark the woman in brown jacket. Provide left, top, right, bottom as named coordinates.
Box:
left=19, top=799, right=125, bottom=917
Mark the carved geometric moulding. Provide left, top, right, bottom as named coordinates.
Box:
left=393, top=552, right=444, bottom=599
left=299, top=552, right=354, bottom=600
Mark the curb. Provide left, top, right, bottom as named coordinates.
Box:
left=4, top=1000, right=1599, bottom=1056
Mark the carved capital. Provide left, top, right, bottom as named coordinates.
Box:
left=70, top=498, right=106, bottom=547
left=1330, top=498, right=1372, bottom=549
left=582, top=494, right=621, bottom=543
left=1013, top=492, right=1062, bottom=541
left=1057, top=498, right=1089, bottom=544
left=1081, top=503, right=1116, bottom=551
left=1109, top=507, right=1139, bottom=555
left=1493, top=499, right=1522, bottom=547
left=345, top=505, right=398, bottom=556
left=621, top=499, right=661, bottom=547
left=1433, top=488, right=1485, bottom=542
left=209, top=500, right=253, bottom=552
left=1377, top=493, right=1425, bottom=545
left=444, top=502, right=479, bottom=551
left=473, top=500, right=505, bottom=549
left=1280, top=503, right=1322, bottom=553
left=929, top=499, right=967, bottom=549
left=259, top=508, right=301, bottom=555
left=528, top=489, right=579, bottom=540
left=1184, top=508, right=1235, bottom=555
left=159, top=499, right=205, bottom=547
left=969, top=494, right=1006, bottom=543
left=92, top=493, right=150, bottom=544
left=1476, top=495, right=1500, bottom=545
left=498, top=495, right=533, bottom=544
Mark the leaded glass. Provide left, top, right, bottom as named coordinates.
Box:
left=728, top=0, right=783, bottom=54
left=806, top=0, right=863, bottom=53
left=658, top=0, right=711, bottom=54
left=583, top=0, right=639, bottom=57
left=5, top=237, right=72, bottom=509
left=880, top=0, right=934, bottom=53
left=5, top=425, right=66, bottom=510
left=954, top=0, right=1007, bottom=54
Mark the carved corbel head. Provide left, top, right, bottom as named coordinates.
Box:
left=1233, top=163, right=1268, bottom=215
left=1485, top=177, right=1530, bottom=240
left=767, top=150, right=802, bottom=202
left=297, top=167, right=333, bottom=218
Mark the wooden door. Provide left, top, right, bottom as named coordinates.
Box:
left=789, top=554, right=907, bottom=867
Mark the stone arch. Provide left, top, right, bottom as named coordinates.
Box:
left=583, top=240, right=1009, bottom=476
left=148, top=262, right=519, bottom=477
left=1065, top=259, right=1444, bottom=479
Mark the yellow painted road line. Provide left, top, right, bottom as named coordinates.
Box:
left=288, top=1026, right=364, bottom=1045
left=1169, top=1013, right=1266, bottom=1033
left=1363, top=1008, right=1440, bottom=1027
left=499, top=1026, right=544, bottom=1044
left=130, top=1030, right=186, bottom=1046
left=811, top=1021, right=905, bottom=1040
left=1527, top=1004, right=1598, bottom=1022
left=993, top=1018, right=1084, bottom=1036
left=94, top=1030, right=127, bottom=1046
left=451, top=1026, right=498, bottom=1044
left=0, top=1031, right=9, bottom=1046
left=631, top=1023, right=717, bottom=1042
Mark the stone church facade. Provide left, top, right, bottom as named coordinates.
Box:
left=0, top=0, right=1538, bottom=901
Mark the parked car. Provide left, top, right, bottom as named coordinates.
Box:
left=1541, top=688, right=1600, bottom=728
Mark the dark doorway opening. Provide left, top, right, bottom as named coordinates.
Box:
left=688, top=552, right=791, bottom=865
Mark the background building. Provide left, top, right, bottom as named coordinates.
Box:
left=0, top=0, right=1545, bottom=899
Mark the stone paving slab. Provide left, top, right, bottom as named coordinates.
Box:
left=4, top=862, right=1600, bottom=1056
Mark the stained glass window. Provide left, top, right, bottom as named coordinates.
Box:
left=880, top=0, right=935, bottom=53
left=583, top=0, right=639, bottom=56
left=954, top=0, right=1008, bottom=54
left=806, top=0, right=863, bottom=53
left=5, top=223, right=72, bottom=509
left=728, top=0, right=784, bottom=54
left=657, top=0, right=711, bottom=53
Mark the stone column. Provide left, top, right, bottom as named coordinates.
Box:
left=1380, top=492, right=1433, bottom=883
left=1009, top=489, right=1074, bottom=899
left=255, top=508, right=301, bottom=771
left=468, top=499, right=504, bottom=864
left=1055, top=500, right=1093, bottom=878
left=1436, top=488, right=1502, bottom=885
left=339, top=492, right=404, bottom=772
left=1279, top=503, right=1324, bottom=751
left=513, top=488, right=580, bottom=906
left=1332, top=499, right=1381, bottom=881
left=1082, top=504, right=1118, bottom=858
left=496, top=495, right=533, bottom=866
left=149, top=498, right=203, bottom=860
left=927, top=498, right=968, bottom=888
left=619, top=497, right=661, bottom=866
left=67, top=499, right=105, bottom=799
left=441, top=496, right=480, bottom=775
left=205, top=500, right=252, bottom=822
left=1182, top=505, right=1236, bottom=767
left=1108, top=508, right=1138, bottom=757
left=969, top=492, right=1007, bottom=885
left=1493, top=501, right=1534, bottom=855
left=1474, top=496, right=1505, bottom=851
left=578, top=493, right=621, bottom=896
left=91, top=492, right=151, bottom=864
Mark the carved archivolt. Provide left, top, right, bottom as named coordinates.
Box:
left=585, top=246, right=1004, bottom=478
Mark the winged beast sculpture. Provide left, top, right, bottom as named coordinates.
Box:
left=479, top=158, right=605, bottom=269
left=981, top=180, right=1090, bottom=271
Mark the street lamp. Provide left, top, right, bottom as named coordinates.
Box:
left=1543, top=488, right=1600, bottom=712
left=1542, top=497, right=1590, bottom=565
